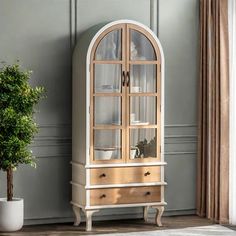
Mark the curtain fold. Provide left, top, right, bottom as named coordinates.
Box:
left=197, top=0, right=229, bottom=224
left=228, top=0, right=236, bottom=225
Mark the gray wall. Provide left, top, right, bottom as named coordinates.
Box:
left=0, top=0, right=198, bottom=224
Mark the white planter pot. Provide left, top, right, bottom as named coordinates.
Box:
left=0, top=198, right=24, bottom=232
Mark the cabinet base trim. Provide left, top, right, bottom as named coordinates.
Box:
left=86, top=182, right=167, bottom=189
left=70, top=201, right=167, bottom=210
left=85, top=162, right=167, bottom=168
left=87, top=202, right=167, bottom=210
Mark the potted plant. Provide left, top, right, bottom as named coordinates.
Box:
left=136, top=136, right=157, bottom=158
left=0, top=63, right=45, bottom=232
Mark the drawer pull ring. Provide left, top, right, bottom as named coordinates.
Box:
left=100, top=194, right=106, bottom=199
left=144, top=171, right=151, bottom=176
left=145, top=191, right=151, bottom=196
left=100, top=173, right=106, bottom=178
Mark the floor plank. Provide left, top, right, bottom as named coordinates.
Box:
left=0, top=215, right=224, bottom=236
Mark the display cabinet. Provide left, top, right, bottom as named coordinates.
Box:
left=71, top=20, right=166, bottom=231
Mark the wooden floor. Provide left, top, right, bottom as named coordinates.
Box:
left=0, top=215, right=224, bottom=236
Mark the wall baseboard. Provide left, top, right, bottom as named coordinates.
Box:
left=24, top=209, right=196, bottom=226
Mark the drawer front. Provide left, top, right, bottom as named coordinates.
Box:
left=90, top=186, right=161, bottom=206
left=90, top=166, right=161, bottom=185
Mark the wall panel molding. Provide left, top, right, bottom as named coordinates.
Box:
left=150, top=0, right=158, bottom=35
left=24, top=209, right=195, bottom=225
left=70, top=0, right=77, bottom=50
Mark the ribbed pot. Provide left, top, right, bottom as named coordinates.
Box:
left=0, top=198, right=23, bottom=232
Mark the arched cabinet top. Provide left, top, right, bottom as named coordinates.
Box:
left=73, top=20, right=164, bottom=68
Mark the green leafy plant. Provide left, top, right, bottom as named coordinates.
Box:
left=136, top=136, right=156, bottom=158
left=0, top=63, right=45, bottom=201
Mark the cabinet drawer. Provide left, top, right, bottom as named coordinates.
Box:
left=90, top=186, right=161, bottom=206
left=90, top=166, right=161, bottom=185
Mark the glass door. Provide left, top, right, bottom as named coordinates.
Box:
left=90, top=24, right=161, bottom=164
left=127, top=26, right=161, bottom=162
left=91, top=26, right=126, bottom=163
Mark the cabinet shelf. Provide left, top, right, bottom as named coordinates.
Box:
left=128, top=93, right=158, bottom=96
left=93, top=93, right=122, bottom=96
left=93, top=125, right=123, bottom=129
left=128, top=60, right=160, bottom=65
left=92, top=60, right=123, bottom=64
left=94, top=147, right=121, bottom=151
left=129, top=125, right=158, bottom=129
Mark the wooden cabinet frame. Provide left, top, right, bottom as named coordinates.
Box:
left=71, top=20, right=166, bottom=231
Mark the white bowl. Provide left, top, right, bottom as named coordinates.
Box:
left=94, top=150, right=113, bottom=160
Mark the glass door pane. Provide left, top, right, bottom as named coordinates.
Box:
left=130, top=30, right=156, bottom=61
left=130, top=96, right=156, bottom=125
left=130, top=65, right=156, bottom=93
left=94, top=97, right=121, bottom=125
left=94, top=130, right=121, bottom=161
left=95, top=29, right=122, bottom=60
left=130, top=128, right=157, bottom=159
left=94, top=64, right=122, bottom=93
left=92, top=27, right=124, bottom=163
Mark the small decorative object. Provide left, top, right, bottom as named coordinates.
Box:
left=101, top=84, right=113, bottom=90
left=131, top=41, right=138, bottom=60
left=130, top=147, right=140, bottom=159
left=130, top=113, right=136, bottom=123
left=131, top=86, right=142, bottom=93
left=94, top=148, right=113, bottom=160
left=0, top=63, right=45, bottom=232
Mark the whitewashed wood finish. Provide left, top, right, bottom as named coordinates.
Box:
left=72, top=184, right=86, bottom=206
left=82, top=209, right=99, bottom=231
left=153, top=205, right=165, bottom=226
left=84, top=201, right=167, bottom=210
left=72, top=205, right=81, bottom=226
left=72, top=20, right=165, bottom=231
left=85, top=162, right=167, bottom=168
left=86, top=182, right=167, bottom=189
left=72, top=164, right=86, bottom=185
left=143, top=206, right=150, bottom=222
left=72, top=45, right=86, bottom=165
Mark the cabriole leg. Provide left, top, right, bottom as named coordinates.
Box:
left=83, top=210, right=99, bottom=231
left=72, top=205, right=81, bottom=226
left=153, top=206, right=164, bottom=226
left=143, top=206, right=149, bottom=222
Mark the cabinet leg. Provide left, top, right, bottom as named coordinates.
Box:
left=143, top=206, right=149, bottom=222
left=153, top=206, right=164, bottom=227
left=72, top=205, right=81, bottom=226
left=83, top=210, right=99, bottom=231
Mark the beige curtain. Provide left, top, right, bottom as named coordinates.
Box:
left=197, top=0, right=229, bottom=224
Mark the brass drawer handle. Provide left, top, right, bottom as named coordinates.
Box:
left=145, top=191, right=151, bottom=196
left=100, top=194, right=106, bottom=199
left=144, top=171, right=151, bottom=176
left=99, top=173, right=106, bottom=178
